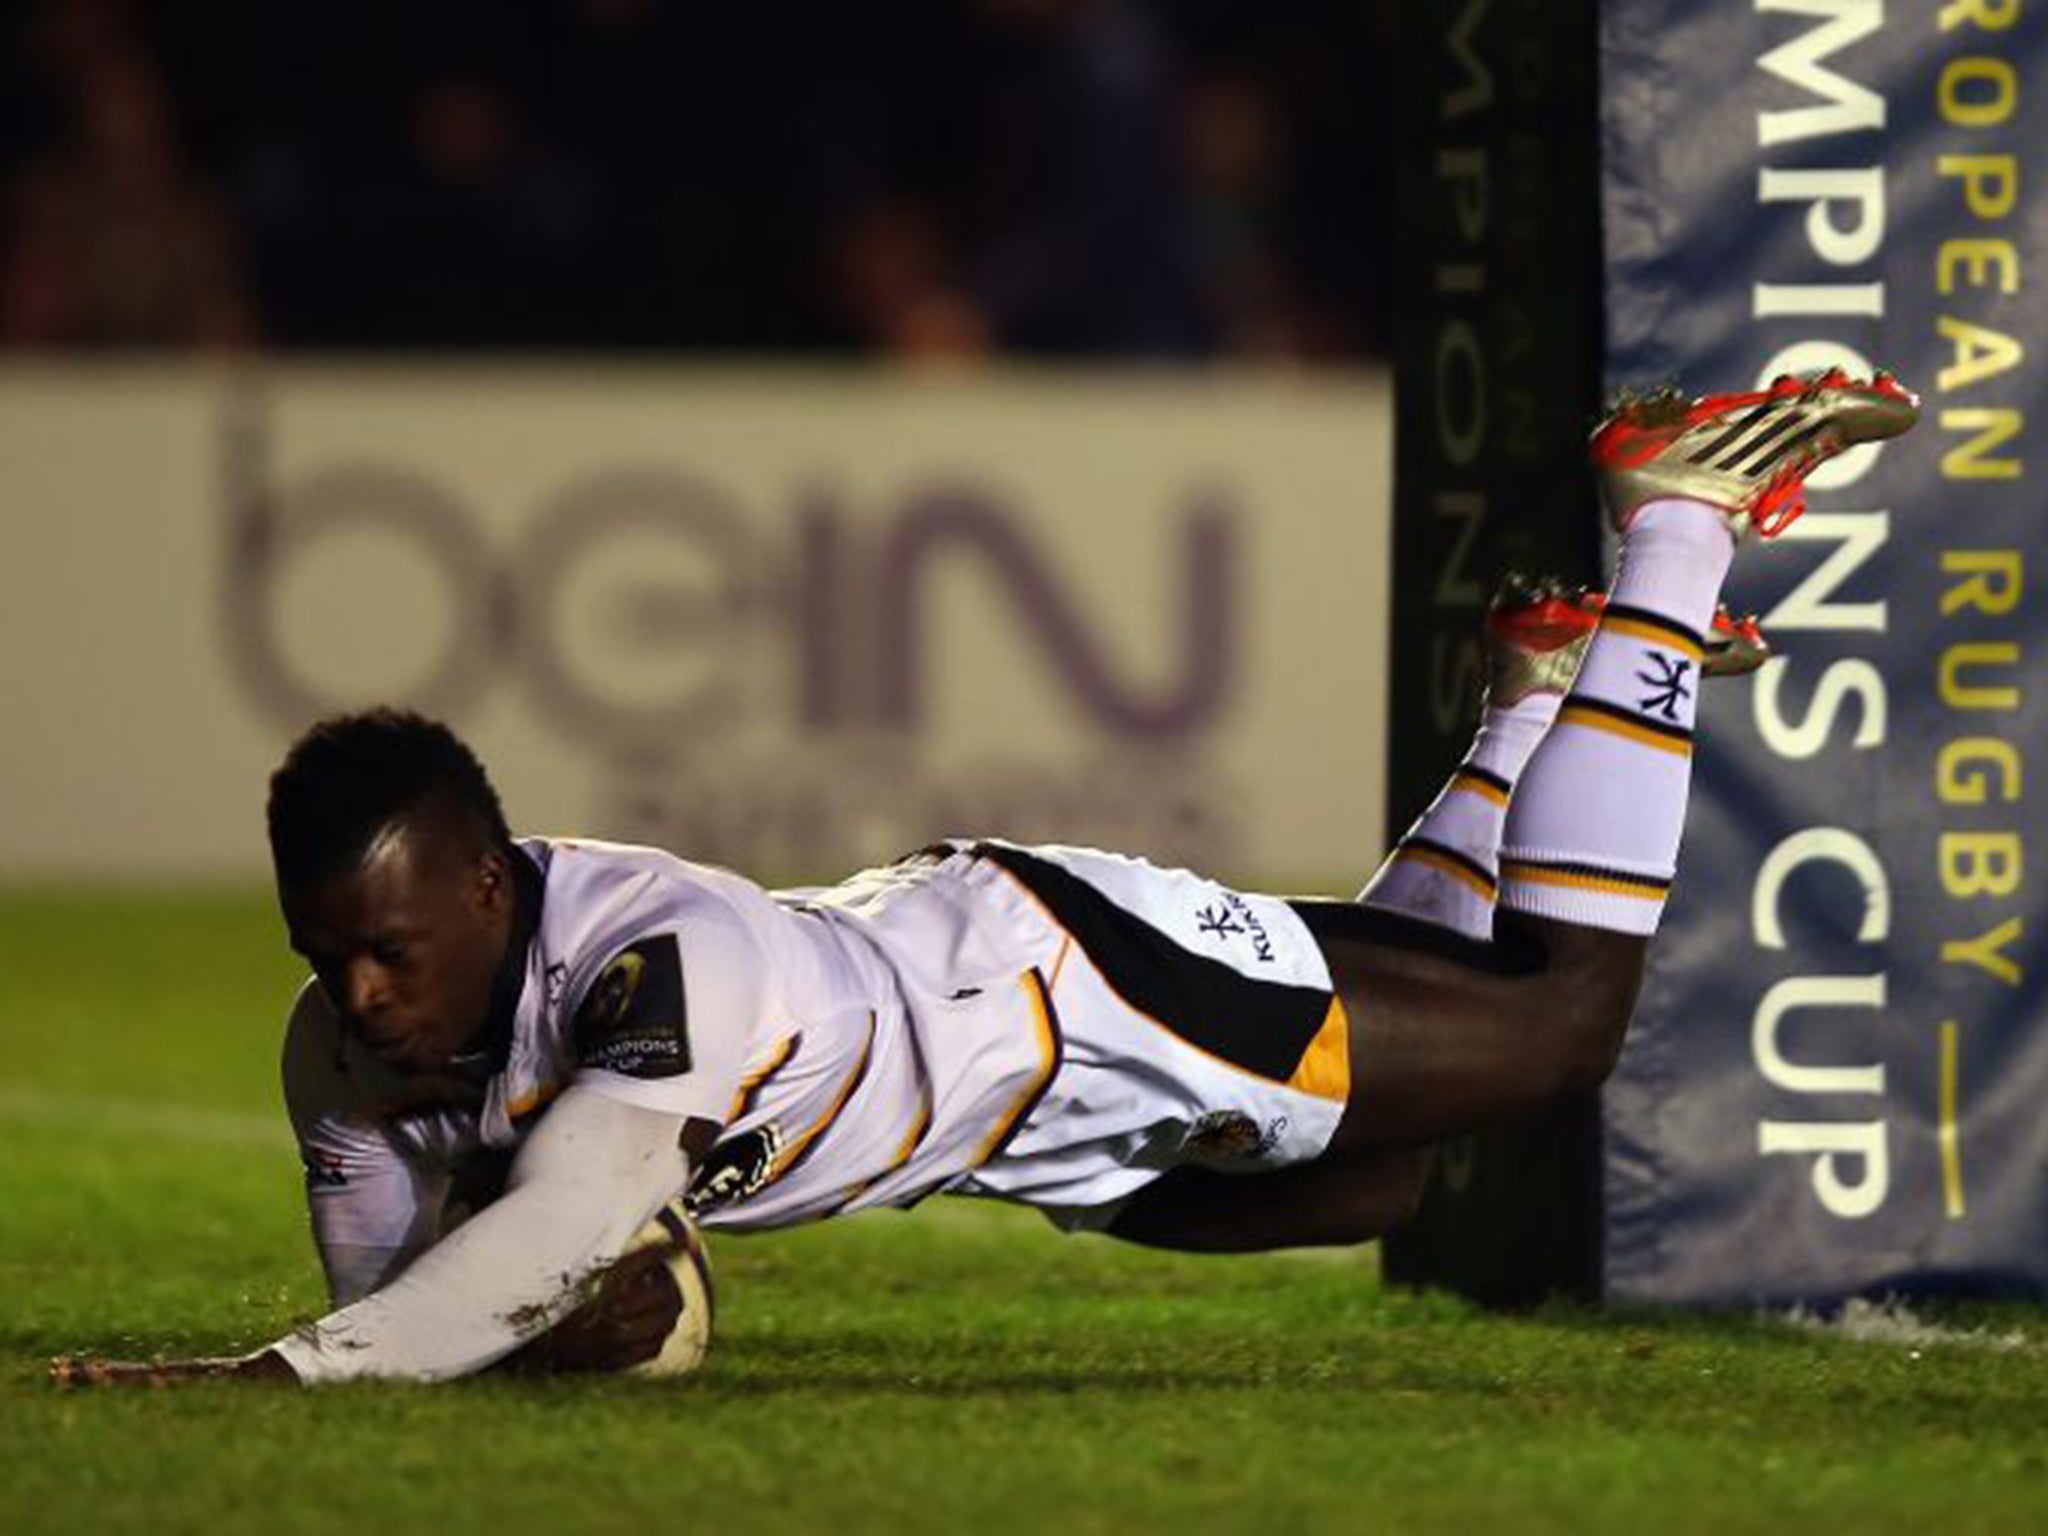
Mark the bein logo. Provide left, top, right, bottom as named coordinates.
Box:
left=214, top=384, right=1248, bottom=869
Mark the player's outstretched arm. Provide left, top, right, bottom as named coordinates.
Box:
left=49, top=1350, right=300, bottom=1387
left=52, top=1086, right=695, bottom=1388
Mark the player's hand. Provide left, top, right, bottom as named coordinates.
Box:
left=512, top=1245, right=682, bottom=1375
left=50, top=1349, right=299, bottom=1387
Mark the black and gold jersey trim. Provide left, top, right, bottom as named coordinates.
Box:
left=723, top=1033, right=798, bottom=1125
left=970, top=967, right=1065, bottom=1167
left=768, top=1012, right=876, bottom=1188
left=834, top=1009, right=938, bottom=1211
left=974, top=842, right=1333, bottom=1087
left=507, top=1081, right=564, bottom=1126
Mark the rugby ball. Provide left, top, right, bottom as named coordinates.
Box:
left=625, top=1202, right=716, bottom=1378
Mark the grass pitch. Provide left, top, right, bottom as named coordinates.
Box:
left=1, top=890, right=2043, bottom=1536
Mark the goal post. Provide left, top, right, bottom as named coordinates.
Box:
left=1385, top=0, right=2048, bottom=1307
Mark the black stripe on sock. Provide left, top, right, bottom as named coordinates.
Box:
left=1500, top=856, right=1672, bottom=896
left=1562, top=695, right=1695, bottom=746
left=1404, top=836, right=1500, bottom=893
left=1600, top=602, right=1704, bottom=652
left=1455, top=764, right=1513, bottom=797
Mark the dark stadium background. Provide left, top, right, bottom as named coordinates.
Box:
left=1, top=0, right=1396, bottom=359
left=6, top=10, right=2047, bottom=1532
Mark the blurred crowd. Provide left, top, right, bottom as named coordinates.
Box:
left=0, top=0, right=1394, bottom=360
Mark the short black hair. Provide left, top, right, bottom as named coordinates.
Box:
left=267, top=709, right=513, bottom=888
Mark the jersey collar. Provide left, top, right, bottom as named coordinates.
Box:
left=465, top=843, right=545, bottom=1076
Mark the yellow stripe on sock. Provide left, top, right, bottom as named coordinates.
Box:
left=1558, top=703, right=1694, bottom=758
left=1451, top=769, right=1511, bottom=807
left=1601, top=613, right=1706, bottom=660
left=1502, top=863, right=1668, bottom=902
left=1396, top=844, right=1497, bottom=900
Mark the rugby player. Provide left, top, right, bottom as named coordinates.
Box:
left=53, top=372, right=1917, bottom=1386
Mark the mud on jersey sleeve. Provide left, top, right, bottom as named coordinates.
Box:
left=564, top=900, right=767, bottom=1130
left=269, top=1084, right=692, bottom=1383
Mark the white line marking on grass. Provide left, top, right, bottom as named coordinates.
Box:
left=1779, top=1297, right=2039, bottom=1354
left=0, top=1086, right=286, bottom=1148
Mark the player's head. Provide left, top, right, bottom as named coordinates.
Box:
left=267, top=709, right=519, bottom=1073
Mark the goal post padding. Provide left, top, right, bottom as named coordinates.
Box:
left=1382, top=0, right=1607, bottom=1306
left=1386, top=0, right=2048, bottom=1306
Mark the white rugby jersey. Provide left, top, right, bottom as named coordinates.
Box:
left=290, top=836, right=1355, bottom=1266
left=498, top=834, right=1088, bottom=1230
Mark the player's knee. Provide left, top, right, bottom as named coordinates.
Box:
left=1551, top=968, right=1638, bottom=1093
left=1557, top=1004, right=1630, bottom=1092
left=1504, top=984, right=1632, bottom=1105
left=1526, top=923, right=1645, bottom=1094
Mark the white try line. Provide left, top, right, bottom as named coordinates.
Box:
left=1778, top=1297, right=2040, bottom=1355
left=0, top=1084, right=287, bottom=1149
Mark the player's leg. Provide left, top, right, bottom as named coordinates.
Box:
left=1330, top=486, right=1738, bottom=1142
left=1361, top=578, right=1770, bottom=943
left=1359, top=576, right=1588, bottom=941
left=1109, top=1145, right=1432, bottom=1252
left=1108, top=374, right=1912, bottom=1250
left=1326, top=372, right=1918, bottom=1150
left=1105, top=573, right=1704, bottom=1250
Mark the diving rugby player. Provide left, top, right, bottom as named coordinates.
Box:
left=53, top=372, right=1917, bottom=1385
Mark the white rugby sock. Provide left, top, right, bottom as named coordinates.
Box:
left=1498, top=500, right=1735, bottom=935
left=1361, top=690, right=1561, bottom=940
